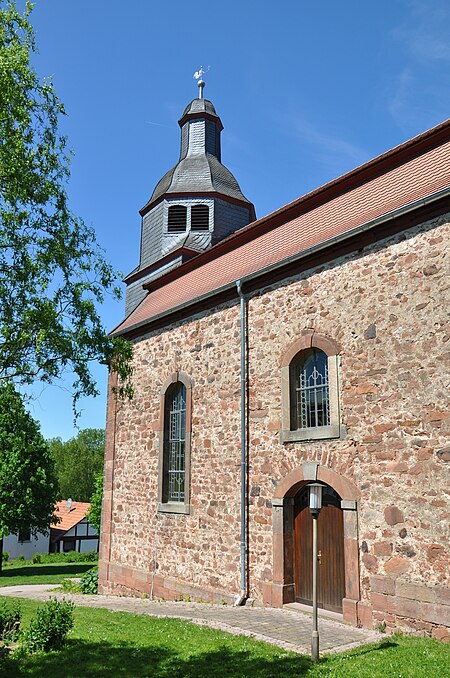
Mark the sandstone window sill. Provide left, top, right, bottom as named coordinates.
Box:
left=281, top=424, right=346, bottom=443
left=158, top=502, right=191, bottom=515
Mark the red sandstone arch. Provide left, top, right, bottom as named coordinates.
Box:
left=160, top=370, right=193, bottom=394
left=274, top=465, right=360, bottom=501
left=280, top=331, right=341, bottom=367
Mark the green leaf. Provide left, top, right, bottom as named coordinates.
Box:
left=0, top=1, right=132, bottom=411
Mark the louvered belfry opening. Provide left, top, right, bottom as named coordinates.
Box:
left=191, top=204, right=209, bottom=231
left=168, top=205, right=187, bottom=232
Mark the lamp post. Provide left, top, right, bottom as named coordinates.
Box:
left=308, top=482, right=323, bottom=663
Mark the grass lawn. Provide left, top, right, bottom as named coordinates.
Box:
left=0, top=597, right=448, bottom=677
left=0, top=562, right=94, bottom=587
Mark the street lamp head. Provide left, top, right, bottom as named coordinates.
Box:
left=308, top=483, right=323, bottom=517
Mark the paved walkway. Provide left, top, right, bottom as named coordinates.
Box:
left=0, top=584, right=380, bottom=655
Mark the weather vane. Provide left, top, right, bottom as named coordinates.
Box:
left=193, top=65, right=210, bottom=99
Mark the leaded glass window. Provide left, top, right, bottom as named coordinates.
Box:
left=290, top=349, right=330, bottom=430
left=164, top=382, right=186, bottom=502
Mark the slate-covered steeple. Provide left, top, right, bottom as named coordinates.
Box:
left=124, top=80, right=255, bottom=316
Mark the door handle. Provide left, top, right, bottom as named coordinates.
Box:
left=317, top=550, right=322, bottom=564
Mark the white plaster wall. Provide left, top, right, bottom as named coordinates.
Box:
left=80, top=538, right=99, bottom=553
left=3, top=531, right=49, bottom=560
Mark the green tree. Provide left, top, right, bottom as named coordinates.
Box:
left=0, top=1, right=132, bottom=408
left=87, top=471, right=103, bottom=533
left=0, top=381, right=58, bottom=570
left=48, top=428, right=105, bottom=502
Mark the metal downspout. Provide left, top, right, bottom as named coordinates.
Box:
left=235, top=280, right=247, bottom=606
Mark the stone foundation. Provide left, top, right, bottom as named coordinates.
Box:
left=370, top=576, right=450, bottom=639
left=99, top=559, right=236, bottom=604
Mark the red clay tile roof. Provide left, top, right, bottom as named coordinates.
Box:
left=114, top=119, right=450, bottom=336
left=52, top=501, right=91, bottom=533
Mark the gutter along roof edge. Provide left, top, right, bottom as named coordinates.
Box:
left=111, top=186, right=450, bottom=338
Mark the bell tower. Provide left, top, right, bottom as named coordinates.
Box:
left=124, top=76, right=255, bottom=316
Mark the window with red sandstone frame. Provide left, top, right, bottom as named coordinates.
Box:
left=290, top=348, right=330, bottom=430
left=280, top=334, right=344, bottom=443
left=158, top=372, right=193, bottom=515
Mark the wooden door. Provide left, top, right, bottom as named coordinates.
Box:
left=294, top=485, right=345, bottom=613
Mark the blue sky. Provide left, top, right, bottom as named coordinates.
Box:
left=21, top=0, right=450, bottom=439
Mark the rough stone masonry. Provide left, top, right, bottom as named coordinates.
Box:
left=99, top=213, right=449, bottom=640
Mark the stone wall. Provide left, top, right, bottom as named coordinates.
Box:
left=100, top=212, right=449, bottom=637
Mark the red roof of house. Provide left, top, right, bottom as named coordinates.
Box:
left=114, top=118, right=450, bottom=337
left=52, top=501, right=90, bottom=533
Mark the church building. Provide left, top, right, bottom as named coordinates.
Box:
left=99, top=78, right=450, bottom=639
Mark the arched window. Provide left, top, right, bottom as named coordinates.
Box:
left=280, top=333, right=342, bottom=442
left=158, top=372, right=192, bottom=513
left=163, top=382, right=186, bottom=503
left=290, top=349, right=330, bottom=430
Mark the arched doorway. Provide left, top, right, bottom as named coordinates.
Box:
left=294, top=484, right=345, bottom=612
left=267, top=463, right=363, bottom=626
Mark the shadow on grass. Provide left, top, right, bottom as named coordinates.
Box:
left=317, top=638, right=400, bottom=673
left=0, top=564, right=93, bottom=581
left=350, top=639, right=398, bottom=653
left=1, top=639, right=312, bottom=677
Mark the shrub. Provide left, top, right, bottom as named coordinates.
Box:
left=57, top=551, right=78, bottom=563
left=80, top=567, right=98, bottom=594
left=1, top=552, right=9, bottom=564
left=0, top=600, right=21, bottom=642
left=22, top=598, right=74, bottom=654
left=59, top=578, right=81, bottom=593
left=83, top=551, right=98, bottom=563
left=1, top=551, right=99, bottom=568
left=38, top=551, right=98, bottom=565
left=66, top=550, right=97, bottom=563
